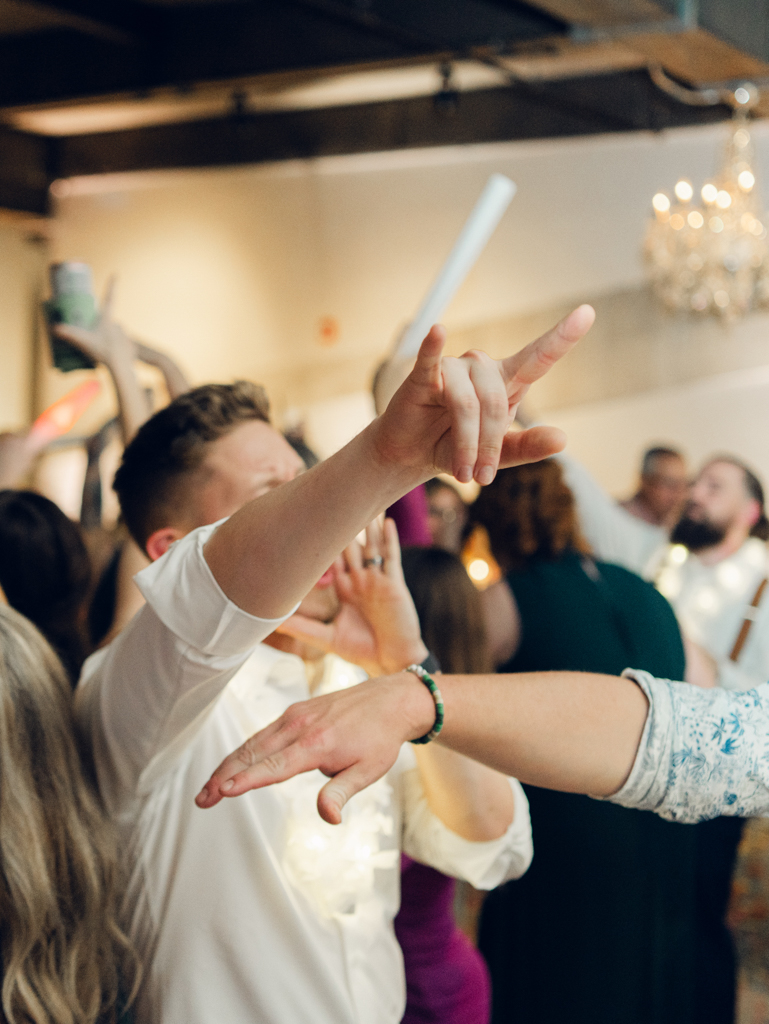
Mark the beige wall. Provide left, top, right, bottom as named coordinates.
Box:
left=451, top=284, right=769, bottom=413
left=0, top=119, right=758, bottom=494
left=48, top=120, right=769, bottom=426
left=0, top=221, right=48, bottom=431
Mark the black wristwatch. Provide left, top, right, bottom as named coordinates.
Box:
left=419, top=651, right=441, bottom=675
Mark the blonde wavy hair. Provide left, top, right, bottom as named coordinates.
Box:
left=0, top=605, right=137, bottom=1024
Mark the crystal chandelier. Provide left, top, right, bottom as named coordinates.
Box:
left=644, top=84, right=769, bottom=318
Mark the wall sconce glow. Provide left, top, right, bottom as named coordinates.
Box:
left=467, top=558, right=490, bottom=582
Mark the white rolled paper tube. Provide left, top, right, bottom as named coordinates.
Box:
left=395, top=172, right=517, bottom=359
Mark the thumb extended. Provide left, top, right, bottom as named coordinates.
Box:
left=317, top=762, right=383, bottom=825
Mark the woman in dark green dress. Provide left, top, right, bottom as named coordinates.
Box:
left=472, top=459, right=697, bottom=1024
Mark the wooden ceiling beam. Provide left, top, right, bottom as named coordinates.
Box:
left=52, top=70, right=728, bottom=182
left=0, top=126, right=51, bottom=214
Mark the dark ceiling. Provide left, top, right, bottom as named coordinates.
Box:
left=1, top=0, right=768, bottom=217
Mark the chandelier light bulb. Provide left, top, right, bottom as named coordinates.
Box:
left=652, top=192, right=671, bottom=213
left=701, top=183, right=718, bottom=203
left=645, top=103, right=768, bottom=320
left=675, top=180, right=694, bottom=202
left=735, top=129, right=751, bottom=148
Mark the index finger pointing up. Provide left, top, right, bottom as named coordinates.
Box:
left=408, top=324, right=447, bottom=391
left=501, top=304, right=595, bottom=404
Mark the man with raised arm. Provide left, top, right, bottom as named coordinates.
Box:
left=75, top=309, right=593, bottom=1024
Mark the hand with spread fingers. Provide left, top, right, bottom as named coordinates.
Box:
left=277, top=518, right=427, bottom=677
left=372, top=304, right=595, bottom=486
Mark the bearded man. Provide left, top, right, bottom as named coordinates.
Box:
left=560, top=453, right=769, bottom=692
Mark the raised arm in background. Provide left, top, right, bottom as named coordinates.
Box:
left=0, top=430, right=48, bottom=489
left=54, top=276, right=191, bottom=443
left=556, top=453, right=665, bottom=575
left=55, top=279, right=151, bottom=444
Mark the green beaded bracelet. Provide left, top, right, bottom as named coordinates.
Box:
left=406, top=664, right=444, bottom=744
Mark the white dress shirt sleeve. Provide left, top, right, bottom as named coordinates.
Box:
left=400, top=769, right=533, bottom=889
left=75, top=522, right=293, bottom=809
left=605, top=668, right=769, bottom=822
left=556, top=453, right=665, bottom=576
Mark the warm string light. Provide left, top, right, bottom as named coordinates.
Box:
left=645, top=95, right=769, bottom=318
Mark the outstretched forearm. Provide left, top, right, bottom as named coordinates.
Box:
left=204, top=310, right=595, bottom=621
left=196, top=667, right=648, bottom=820
left=197, top=666, right=769, bottom=826
left=436, top=672, right=648, bottom=797
left=413, top=743, right=516, bottom=841
left=204, top=422, right=420, bottom=619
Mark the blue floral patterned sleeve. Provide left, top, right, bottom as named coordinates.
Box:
left=606, top=670, right=769, bottom=823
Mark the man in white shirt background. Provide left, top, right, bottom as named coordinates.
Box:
left=74, top=310, right=592, bottom=1024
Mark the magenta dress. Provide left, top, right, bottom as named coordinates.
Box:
left=386, top=487, right=432, bottom=547
left=395, top=856, right=491, bottom=1024
left=388, top=488, right=490, bottom=1024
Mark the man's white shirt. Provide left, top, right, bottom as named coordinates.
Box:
left=75, top=523, right=533, bottom=1024
left=559, top=454, right=769, bottom=691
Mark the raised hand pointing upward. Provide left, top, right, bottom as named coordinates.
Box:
left=374, top=305, right=595, bottom=486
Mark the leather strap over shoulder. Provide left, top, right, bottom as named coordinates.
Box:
left=730, top=577, right=769, bottom=663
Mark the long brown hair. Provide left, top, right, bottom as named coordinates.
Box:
left=471, top=459, right=590, bottom=572
left=401, top=547, right=492, bottom=674
left=0, top=605, right=137, bottom=1024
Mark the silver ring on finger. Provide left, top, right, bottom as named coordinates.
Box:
left=363, top=556, right=384, bottom=569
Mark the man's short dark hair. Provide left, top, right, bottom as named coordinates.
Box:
left=641, top=446, right=683, bottom=477
left=113, top=381, right=270, bottom=550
